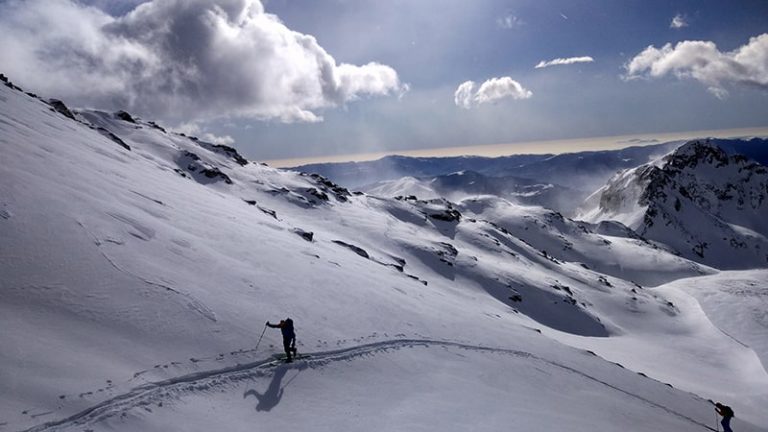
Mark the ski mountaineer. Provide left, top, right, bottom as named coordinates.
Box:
left=266, top=318, right=297, bottom=362
left=715, top=402, right=734, bottom=432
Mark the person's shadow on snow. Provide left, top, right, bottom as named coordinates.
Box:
left=244, top=364, right=304, bottom=412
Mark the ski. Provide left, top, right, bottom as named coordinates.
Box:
left=266, top=353, right=311, bottom=365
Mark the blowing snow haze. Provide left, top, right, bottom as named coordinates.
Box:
left=2, top=1, right=768, bottom=432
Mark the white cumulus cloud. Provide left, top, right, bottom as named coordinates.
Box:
left=535, top=56, right=594, bottom=69
left=0, top=0, right=406, bottom=123
left=454, top=77, right=532, bottom=109
left=670, top=14, right=688, bottom=29
left=624, top=33, right=768, bottom=98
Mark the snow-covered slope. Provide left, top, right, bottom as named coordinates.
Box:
left=365, top=170, right=586, bottom=215
left=365, top=175, right=442, bottom=200
left=457, top=196, right=710, bottom=287
left=550, top=269, right=768, bottom=426
left=2, top=76, right=767, bottom=431
left=579, top=140, right=768, bottom=269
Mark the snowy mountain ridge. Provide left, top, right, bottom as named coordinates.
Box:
left=295, top=137, right=768, bottom=216
left=364, top=170, right=586, bottom=215
left=2, top=74, right=767, bottom=431
left=293, top=143, right=683, bottom=193
left=580, top=139, right=768, bottom=269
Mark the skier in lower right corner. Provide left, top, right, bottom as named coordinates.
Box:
left=715, top=402, right=734, bottom=432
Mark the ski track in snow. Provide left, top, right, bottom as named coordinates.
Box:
left=20, top=339, right=717, bottom=432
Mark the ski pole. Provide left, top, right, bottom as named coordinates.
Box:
left=715, top=408, right=719, bottom=432
left=254, top=324, right=267, bottom=353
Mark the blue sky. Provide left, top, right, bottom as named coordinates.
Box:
left=1, top=0, right=767, bottom=163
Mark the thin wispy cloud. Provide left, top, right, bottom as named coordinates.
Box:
left=0, top=0, right=407, bottom=123
left=535, top=56, right=594, bottom=69
left=670, top=14, right=688, bottom=29
left=625, top=33, right=768, bottom=98
left=454, top=77, right=532, bottom=109
left=497, top=14, right=524, bottom=29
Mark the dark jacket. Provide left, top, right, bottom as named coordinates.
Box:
left=716, top=405, right=734, bottom=418
left=268, top=319, right=295, bottom=339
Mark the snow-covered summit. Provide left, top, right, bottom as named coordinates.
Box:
left=579, top=139, right=768, bottom=268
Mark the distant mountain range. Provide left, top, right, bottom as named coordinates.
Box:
left=294, top=138, right=768, bottom=215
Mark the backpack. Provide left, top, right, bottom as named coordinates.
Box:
left=724, top=406, right=734, bottom=417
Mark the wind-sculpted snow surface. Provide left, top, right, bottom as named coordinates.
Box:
left=1, top=78, right=767, bottom=430
left=671, top=270, right=768, bottom=373
left=458, top=196, right=711, bottom=287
